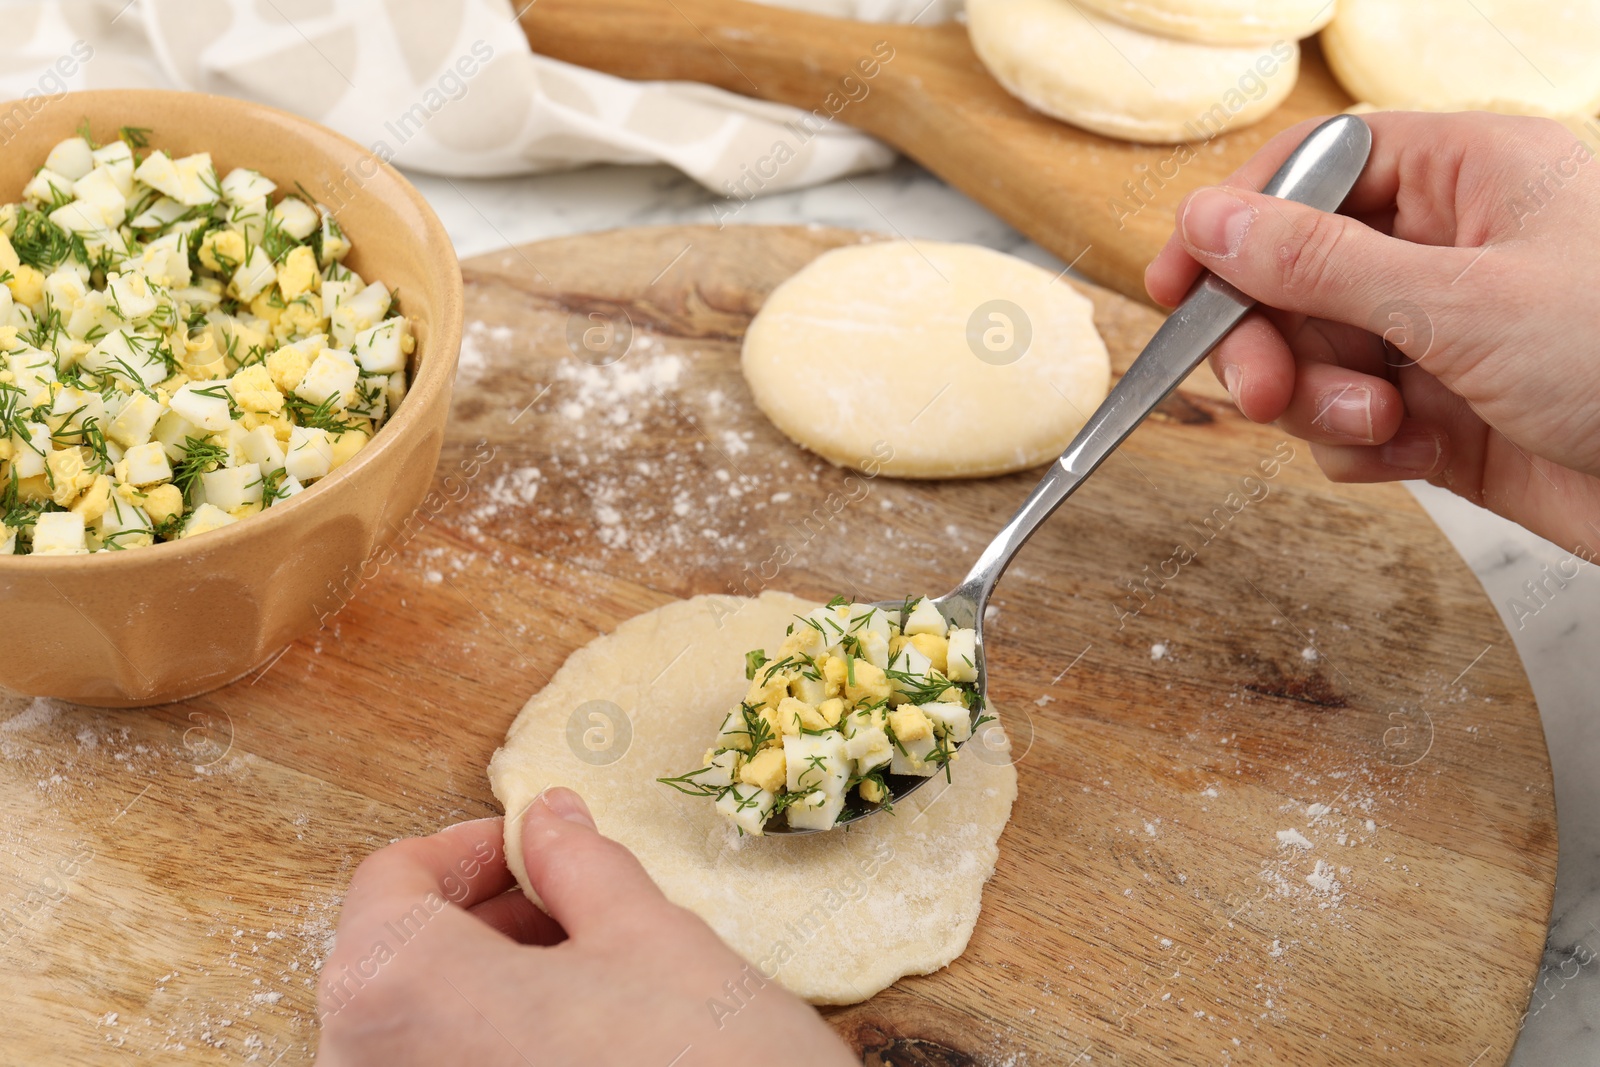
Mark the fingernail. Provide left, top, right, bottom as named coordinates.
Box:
left=1379, top=429, right=1442, bottom=474
left=537, top=787, right=595, bottom=828
left=1181, top=187, right=1255, bottom=258
left=1223, top=365, right=1244, bottom=409
left=1320, top=387, right=1373, bottom=440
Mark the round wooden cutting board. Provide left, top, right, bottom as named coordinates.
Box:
left=0, top=225, right=1555, bottom=1065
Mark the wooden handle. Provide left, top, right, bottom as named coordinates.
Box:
left=518, top=0, right=1356, bottom=305
left=518, top=0, right=919, bottom=105
left=516, top=0, right=983, bottom=171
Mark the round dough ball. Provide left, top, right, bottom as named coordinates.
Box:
left=1072, top=0, right=1332, bottom=46
left=1323, top=0, right=1600, bottom=116
left=489, top=592, right=1019, bottom=1005
left=967, top=0, right=1301, bottom=143
left=742, top=241, right=1111, bottom=479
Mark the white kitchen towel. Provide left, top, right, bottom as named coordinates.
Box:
left=0, top=0, right=957, bottom=195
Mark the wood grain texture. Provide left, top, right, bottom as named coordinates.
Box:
left=0, top=225, right=1553, bottom=1066
left=516, top=0, right=1358, bottom=305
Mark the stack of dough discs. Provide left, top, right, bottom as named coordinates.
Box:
left=1073, top=0, right=1334, bottom=46
left=966, top=0, right=1300, bottom=143
left=1324, top=0, right=1600, bottom=117
left=741, top=240, right=1111, bottom=480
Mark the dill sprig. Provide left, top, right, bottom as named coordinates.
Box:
left=1, top=466, right=48, bottom=535
left=171, top=436, right=229, bottom=504
left=260, top=211, right=299, bottom=265
left=52, top=413, right=110, bottom=474
left=284, top=391, right=360, bottom=436
left=252, top=466, right=289, bottom=508
left=0, top=381, right=28, bottom=432
left=767, top=790, right=807, bottom=819
left=655, top=765, right=726, bottom=798
left=727, top=702, right=775, bottom=752
left=760, top=653, right=820, bottom=684
left=885, top=667, right=960, bottom=705
left=9, top=207, right=72, bottom=271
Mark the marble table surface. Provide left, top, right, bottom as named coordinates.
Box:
left=406, top=159, right=1599, bottom=1066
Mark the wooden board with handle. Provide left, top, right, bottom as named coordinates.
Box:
left=0, top=225, right=1553, bottom=1065
left=517, top=0, right=1359, bottom=306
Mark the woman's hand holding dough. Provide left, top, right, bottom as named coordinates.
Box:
left=317, top=790, right=857, bottom=1067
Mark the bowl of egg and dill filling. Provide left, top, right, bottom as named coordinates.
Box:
left=0, top=91, right=463, bottom=707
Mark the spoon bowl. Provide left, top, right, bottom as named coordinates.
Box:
left=759, top=591, right=989, bottom=834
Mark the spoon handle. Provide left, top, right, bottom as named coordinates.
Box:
left=958, top=114, right=1374, bottom=604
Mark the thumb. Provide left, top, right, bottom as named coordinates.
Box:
left=1175, top=185, right=1477, bottom=341
left=515, top=786, right=670, bottom=939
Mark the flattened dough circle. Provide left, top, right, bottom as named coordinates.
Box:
left=489, top=592, right=1019, bottom=1005
left=1072, top=0, right=1332, bottom=46
left=741, top=241, right=1111, bottom=479
left=966, top=0, right=1300, bottom=143
left=1323, top=0, right=1600, bottom=116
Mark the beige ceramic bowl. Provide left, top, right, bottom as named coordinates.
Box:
left=0, top=91, right=463, bottom=707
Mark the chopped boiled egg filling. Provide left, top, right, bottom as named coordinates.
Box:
left=659, top=596, right=987, bottom=835
left=0, top=125, right=414, bottom=556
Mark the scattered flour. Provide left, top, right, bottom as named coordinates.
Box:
left=453, top=340, right=821, bottom=569
left=484, top=468, right=541, bottom=509
left=1, top=698, right=60, bottom=733
left=1276, top=828, right=1314, bottom=850
left=457, top=319, right=513, bottom=386
left=559, top=348, right=683, bottom=412
left=1151, top=642, right=1169, bottom=661
left=1306, top=860, right=1343, bottom=897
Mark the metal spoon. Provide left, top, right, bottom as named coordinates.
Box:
left=768, top=114, right=1374, bottom=834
